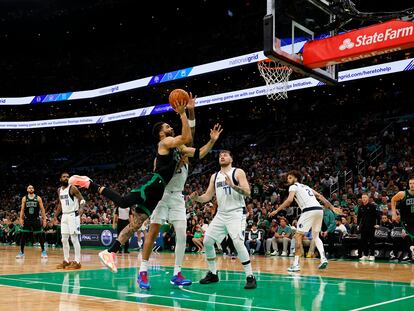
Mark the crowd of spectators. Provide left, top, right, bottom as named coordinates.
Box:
left=1, top=112, right=412, bottom=261
left=1, top=68, right=413, bottom=261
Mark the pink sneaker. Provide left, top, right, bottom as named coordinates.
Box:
left=69, top=175, right=91, bottom=188
left=98, top=250, right=118, bottom=273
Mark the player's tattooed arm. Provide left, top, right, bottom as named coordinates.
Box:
left=224, top=168, right=250, bottom=197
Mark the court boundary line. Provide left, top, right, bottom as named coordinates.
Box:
left=2, top=267, right=414, bottom=310
left=2, top=265, right=412, bottom=288
left=163, top=266, right=414, bottom=287
left=0, top=275, right=289, bottom=311
left=349, top=294, right=414, bottom=311
left=0, top=283, right=196, bottom=311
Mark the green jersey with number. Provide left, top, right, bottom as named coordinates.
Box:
left=25, top=194, right=39, bottom=220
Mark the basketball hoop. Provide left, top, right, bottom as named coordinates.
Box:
left=258, top=59, right=292, bottom=100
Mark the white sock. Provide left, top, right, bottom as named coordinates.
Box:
left=70, top=234, right=81, bottom=263
left=171, top=220, right=186, bottom=275
left=140, top=259, right=148, bottom=272
left=62, top=234, right=70, bottom=262
left=243, top=262, right=253, bottom=277
left=207, top=260, right=217, bottom=274
left=174, top=265, right=181, bottom=276
left=294, top=255, right=300, bottom=266
left=313, top=235, right=326, bottom=261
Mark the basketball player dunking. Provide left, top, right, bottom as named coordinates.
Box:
left=54, top=172, right=86, bottom=270
left=190, top=150, right=257, bottom=289
left=16, top=185, right=47, bottom=259
left=269, top=170, right=337, bottom=272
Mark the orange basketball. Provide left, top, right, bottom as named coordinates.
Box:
left=168, top=89, right=190, bottom=110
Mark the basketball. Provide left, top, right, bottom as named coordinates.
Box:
left=168, top=89, right=190, bottom=110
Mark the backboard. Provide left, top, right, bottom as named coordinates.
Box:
left=264, top=0, right=338, bottom=85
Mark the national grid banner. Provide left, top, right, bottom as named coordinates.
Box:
left=0, top=57, right=412, bottom=129
left=0, top=52, right=264, bottom=105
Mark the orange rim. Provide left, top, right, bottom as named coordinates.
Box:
left=258, top=59, right=291, bottom=71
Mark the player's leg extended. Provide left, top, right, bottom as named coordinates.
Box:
left=170, top=219, right=192, bottom=286
left=136, top=195, right=168, bottom=289
left=289, top=232, right=304, bottom=272
left=66, top=234, right=81, bottom=269
left=313, top=231, right=328, bottom=269
left=228, top=216, right=257, bottom=289
left=199, top=234, right=220, bottom=284
left=138, top=222, right=161, bottom=289
left=35, top=220, right=47, bottom=258
left=57, top=233, right=71, bottom=269
left=57, top=214, right=71, bottom=269
left=70, top=174, right=164, bottom=210
left=66, top=215, right=81, bottom=269
left=310, top=210, right=328, bottom=269
left=16, top=229, right=26, bottom=258
left=99, top=211, right=148, bottom=273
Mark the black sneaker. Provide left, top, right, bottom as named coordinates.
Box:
left=200, top=271, right=219, bottom=284
left=389, top=255, right=398, bottom=261
left=399, top=255, right=410, bottom=262
left=244, top=275, right=257, bottom=289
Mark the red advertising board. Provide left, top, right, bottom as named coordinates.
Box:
left=303, top=20, right=414, bottom=69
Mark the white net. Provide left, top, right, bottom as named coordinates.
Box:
left=258, top=59, right=293, bottom=100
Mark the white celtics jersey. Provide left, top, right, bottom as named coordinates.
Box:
left=288, top=182, right=321, bottom=210
left=215, top=168, right=246, bottom=214
left=59, top=185, right=79, bottom=214
left=165, top=163, right=188, bottom=192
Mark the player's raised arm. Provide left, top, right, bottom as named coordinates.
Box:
left=160, top=101, right=192, bottom=150
left=181, top=124, right=223, bottom=159
left=187, top=92, right=196, bottom=147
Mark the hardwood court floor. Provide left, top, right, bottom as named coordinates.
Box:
left=1, top=245, right=414, bottom=310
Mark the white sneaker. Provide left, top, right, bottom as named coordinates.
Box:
left=250, top=249, right=255, bottom=255
left=281, top=251, right=288, bottom=256
left=287, top=265, right=300, bottom=272
left=359, top=256, right=369, bottom=261
left=318, top=259, right=328, bottom=269
left=410, top=246, right=414, bottom=258
left=368, top=256, right=375, bottom=261
left=270, top=251, right=278, bottom=256
left=288, top=253, right=294, bottom=257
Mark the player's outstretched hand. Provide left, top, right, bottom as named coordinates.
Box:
left=210, top=123, right=223, bottom=142
left=269, top=210, right=277, bottom=217
left=175, top=99, right=187, bottom=114
left=187, top=92, right=196, bottom=110
left=189, top=191, right=199, bottom=202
